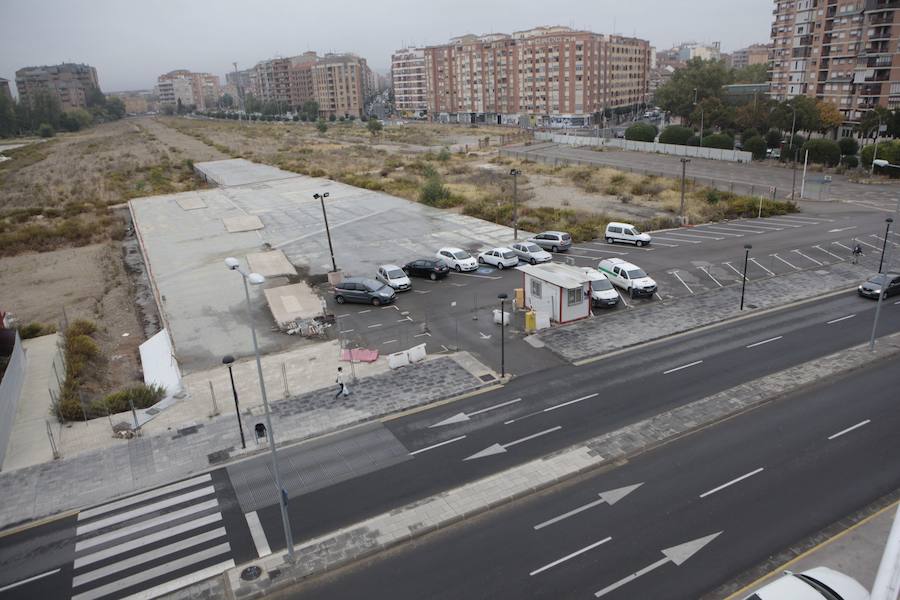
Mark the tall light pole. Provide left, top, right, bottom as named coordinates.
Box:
left=679, top=158, right=690, bottom=225
left=879, top=217, right=894, bottom=273
left=870, top=218, right=896, bottom=351
left=740, top=244, right=752, bottom=311
left=497, top=293, right=508, bottom=378
left=692, top=88, right=704, bottom=144
left=788, top=104, right=798, bottom=202
left=224, top=257, right=296, bottom=562
left=871, top=115, right=884, bottom=176
left=222, top=355, right=246, bottom=449
left=509, top=169, right=521, bottom=240
left=313, top=192, right=337, bottom=272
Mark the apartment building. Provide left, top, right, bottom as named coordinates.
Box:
left=731, top=43, right=773, bottom=69
left=0, top=78, right=11, bottom=100
left=424, top=26, right=650, bottom=126
left=155, top=77, right=195, bottom=107
left=15, top=63, right=100, bottom=110
left=770, top=0, right=900, bottom=127
left=155, top=70, right=220, bottom=110
left=391, top=47, right=428, bottom=116
left=677, top=41, right=722, bottom=61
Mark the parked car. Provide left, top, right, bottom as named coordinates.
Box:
left=530, top=231, right=572, bottom=252
left=478, top=247, right=519, bottom=269
left=598, top=258, right=658, bottom=298
left=436, top=247, right=478, bottom=272
left=403, top=258, right=450, bottom=280
left=858, top=272, right=900, bottom=299
left=510, top=241, right=552, bottom=265
left=580, top=268, right=620, bottom=308
left=333, top=277, right=396, bottom=306
left=375, top=264, right=411, bottom=291
left=605, top=222, right=652, bottom=247
left=742, top=567, right=868, bottom=600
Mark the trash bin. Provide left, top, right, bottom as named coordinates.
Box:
left=525, top=310, right=537, bottom=332
left=254, top=423, right=266, bottom=443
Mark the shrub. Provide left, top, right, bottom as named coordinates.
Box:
left=624, top=123, right=658, bottom=142
left=38, top=123, right=55, bottom=138
left=686, top=135, right=701, bottom=147
left=92, top=384, right=166, bottom=415
left=658, top=125, right=694, bottom=145
left=701, top=133, right=734, bottom=149
left=765, top=129, right=783, bottom=148
left=781, top=134, right=806, bottom=161
left=741, top=128, right=759, bottom=142
left=843, top=155, right=859, bottom=168
left=316, top=119, right=327, bottom=134
left=838, top=137, right=859, bottom=157
left=436, top=147, right=451, bottom=162
left=19, top=322, right=58, bottom=339
left=419, top=175, right=451, bottom=206
left=743, top=136, right=768, bottom=160
left=801, top=139, right=841, bottom=166
left=328, top=114, right=337, bottom=122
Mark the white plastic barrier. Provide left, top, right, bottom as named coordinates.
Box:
left=138, top=329, right=182, bottom=395
left=387, top=343, right=427, bottom=370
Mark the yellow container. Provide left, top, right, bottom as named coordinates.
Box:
left=525, top=310, right=537, bottom=332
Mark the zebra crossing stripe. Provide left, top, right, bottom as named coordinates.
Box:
left=118, top=559, right=235, bottom=600
left=77, top=486, right=216, bottom=534
left=77, top=475, right=212, bottom=521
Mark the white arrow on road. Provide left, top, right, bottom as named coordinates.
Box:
left=429, top=398, right=523, bottom=428
left=593, top=532, right=723, bottom=598
left=828, top=226, right=857, bottom=233
left=478, top=332, right=492, bottom=340
left=464, top=426, right=561, bottom=460
left=534, top=483, right=643, bottom=530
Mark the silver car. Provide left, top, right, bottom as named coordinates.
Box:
left=510, top=241, right=552, bottom=265
left=530, top=231, right=572, bottom=252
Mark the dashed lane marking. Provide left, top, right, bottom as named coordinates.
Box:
left=828, top=420, right=870, bottom=440
left=663, top=360, right=703, bottom=374
left=827, top=314, right=855, bottom=325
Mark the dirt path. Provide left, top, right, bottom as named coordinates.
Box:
left=522, top=173, right=671, bottom=220
left=138, top=117, right=229, bottom=162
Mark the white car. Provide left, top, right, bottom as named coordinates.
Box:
left=436, top=247, right=478, bottom=272
left=598, top=258, right=658, bottom=298
left=510, top=241, right=552, bottom=265
left=478, top=247, right=519, bottom=270
left=744, top=567, right=869, bottom=600
left=376, top=264, right=411, bottom=291
left=580, top=268, right=620, bottom=308
left=605, top=222, right=652, bottom=247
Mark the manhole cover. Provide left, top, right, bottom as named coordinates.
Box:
left=241, top=566, right=262, bottom=581
left=479, top=374, right=496, bottom=382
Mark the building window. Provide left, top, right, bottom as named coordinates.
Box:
left=531, top=279, right=542, bottom=298
left=567, top=287, right=583, bottom=306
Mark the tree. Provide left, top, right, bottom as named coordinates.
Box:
left=38, top=123, right=55, bottom=137
left=220, top=93, right=234, bottom=108
left=861, top=140, right=900, bottom=171
left=624, top=122, right=657, bottom=142
left=316, top=118, right=327, bottom=134
left=60, top=108, right=92, bottom=131
left=419, top=173, right=451, bottom=206
left=732, top=63, right=769, bottom=84
left=801, top=139, right=841, bottom=166
left=765, top=128, right=783, bottom=148
left=772, top=97, right=821, bottom=135
left=659, top=125, right=694, bottom=145
left=838, top=137, right=859, bottom=157
left=85, top=86, right=107, bottom=108
left=743, top=135, right=768, bottom=160
left=106, top=97, right=126, bottom=120
left=856, top=106, right=891, bottom=137
left=23, top=88, right=62, bottom=131
left=0, top=92, right=18, bottom=137
left=176, top=98, right=185, bottom=114
left=301, top=100, right=319, bottom=121
left=816, top=100, right=843, bottom=135
left=328, top=113, right=336, bottom=122
left=161, top=104, right=175, bottom=115
left=734, top=97, right=775, bottom=134
left=367, top=118, right=383, bottom=137
left=701, top=133, right=734, bottom=149
left=654, top=58, right=733, bottom=119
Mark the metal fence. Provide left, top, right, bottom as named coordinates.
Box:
left=0, top=331, right=26, bottom=468
left=535, top=131, right=754, bottom=163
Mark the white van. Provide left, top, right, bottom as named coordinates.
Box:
left=605, top=222, right=652, bottom=247
left=598, top=258, right=658, bottom=298
left=579, top=268, right=620, bottom=308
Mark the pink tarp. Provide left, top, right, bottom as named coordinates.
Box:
left=341, top=348, right=379, bottom=363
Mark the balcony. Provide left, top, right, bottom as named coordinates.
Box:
left=865, top=0, right=900, bottom=10
left=869, top=12, right=895, bottom=24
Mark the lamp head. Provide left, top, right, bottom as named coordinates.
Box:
left=222, top=355, right=235, bottom=365
left=248, top=273, right=265, bottom=285
left=224, top=257, right=240, bottom=270
left=744, top=244, right=753, bottom=250
left=323, top=192, right=329, bottom=198
left=313, top=193, right=320, bottom=200
left=498, top=292, right=508, bottom=300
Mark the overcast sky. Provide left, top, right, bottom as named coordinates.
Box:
left=2, top=0, right=774, bottom=93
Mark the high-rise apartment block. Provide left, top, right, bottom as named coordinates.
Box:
left=423, top=26, right=650, bottom=126
left=391, top=47, right=428, bottom=117
left=154, top=70, right=221, bottom=110
left=15, top=63, right=100, bottom=110
left=676, top=41, right=722, bottom=62
left=769, top=0, right=900, bottom=127
left=731, top=43, right=772, bottom=69
left=0, top=78, right=11, bottom=100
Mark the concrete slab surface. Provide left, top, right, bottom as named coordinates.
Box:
left=223, top=215, right=264, bottom=232
left=263, top=283, right=322, bottom=327
left=195, top=158, right=297, bottom=187
left=175, top=195, right=207, bottom=211
left=247, top=250, right=297, bottom=277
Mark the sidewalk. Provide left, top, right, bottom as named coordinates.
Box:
left=0, top=352, right=493, bottom=530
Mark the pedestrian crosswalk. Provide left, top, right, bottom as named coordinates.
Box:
left=70, top=473, right=234, bottom=600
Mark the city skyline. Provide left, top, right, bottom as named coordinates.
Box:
left=1, top=0, right=773, bottom=93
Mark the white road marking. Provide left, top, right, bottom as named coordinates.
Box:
left=746, top=336, right=783, bottom=348
left=699, top=467, right=764, bottom=498
left=78, top=475, right=212, bottom=521
left=450, top=282, right=468, bottom=287
left=505, top=426, right=562, bottom=448
left=832, top=241, right=852, bottom=252
left=529, top=537, right=613, bottom=576
left=77, top=486, right=216, bottom=534
left=662, top=231, right=724, bottom=241
left=532, top=484, right=640, bottom=530
left=0, top=569, right=61, bottom=592
left=504, top=394, right=599, bottom=425
left=791, top=249, right=823, bottom=266
left=670, top=270, right=694, bottom=294
left=561, top=253, right=610, bottom=260
left=828, top=420, right=871, bottom=440
left=711, top=223, right=774, bottom=233
left=336, top=313, right=350, bottom=318
left=663, top=360, right=703, bottom=374
left=871, top=234, right=900, bottom=248
left=464, top=426, right=563, bottom=460
left=413, top=289, right=431, bottom=294
left=829, top=226, right=857, bottom=233
left=773, top=214, right=832, bottom=223
left=749, top=258, right=774, bottom=276
left=358, top=309, right=371, bottom=314
left=827, top=314, right=856, bottom=324
left=698, top=266, right=723, bottom=287
left=653, top=235, right=701, bottom=244
left=339, top=329, right=354, bottom=334
left=895, top=300, right=900, bottom=305
left=397, top=317, right=413, bottom=322
left=729, top=222, right=782, bottom=231
left=414, top=332, right=431, bottom=337
left=723, top=262, right=747, bottom=280
left=453, top=272, right=502, bottom=280
left=771, top=254, right=799, bottom=270
left=646, top=240, right=679, bottom=247
left=572, top=246, right=615, bottom=253
left=247, top=513, right=271, bottom=557
left=116, top=560, right=235, bottom=600
left=813, top=245, right=842, bottom=260
left=751, top=219, right=797, bottom=228
left=430, top=398, right=524, bottom=427
left=382, top=339, right=398, bottom=345
left=409, top=435, right=467, bottom=455
left=857, top=239, right=882, bottom=251
left=367, top=323, right=383, bottom=328
left=583, top=243, right=630, bottom=254
left=695, top=227, right=743, bottom=237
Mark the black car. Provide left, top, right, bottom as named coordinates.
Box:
left=333, top=277, right=396, bottom=306
left=403, top=259, right=450, bottom=280
left=858, top=272, right=900, bottom=299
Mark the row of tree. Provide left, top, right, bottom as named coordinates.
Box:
left=0, top=86, right=125, bottom=137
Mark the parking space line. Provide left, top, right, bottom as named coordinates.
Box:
left=857, top=239, right=881, bottom=251
left=663, top=360, right=703, bottom=374
left=698, top=266, right=723, bottom=287
left=695, top=227, right=744, bottom=237
left=382, top=339, right=398, bottom=344
left=382, top=305, right=400, bottom=310
left=748, top=220, right=795, bottom=228
left=414, top=332, right=431, bottom=338
left=871, top=234, right=900, bottom=248
left=653, top=236, right=701, bottom=244
left=646, top=241, right=678, bottom=247
left=662, top=231, right=724, bottom=241
left=367, top=323, right=383, bottom=328
left=726, top=223, right=782, bottom=232
left=791, top=249, right=823, bottom=266
left=827, top=314, right=855, bottom=325
left=670, top=270, right=694, bottom=294
left=336, top=314, right=350, bottom=319
left=413, top=290, right=432, bottom=294
left=771, top=254, right=799, bottom=270
left=749, top=258, right=774, bottom=276
left=561, top=253, right=607, bottom=261
left=358, top=309, right=371, bottom=314
left=832, top=241, right=852, bottom=252
left=450, top=282, right=468, bottom=287
left=583, top=243, right=630, bottom=255
left=572, top=246, right=614, bottom=253
left=813, top=245, right=842, bottom=260
left=339, top=329, right=354, bottom=334
left=397, top=317, right=413, bottom=323
left=772, top=214, right=831, bottom=223
left=454, top=272, right=502, bottom=280
left=723, top=262, right=747, bottom=280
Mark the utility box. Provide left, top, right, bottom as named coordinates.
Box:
left=515, top=287, right=525, bottom=309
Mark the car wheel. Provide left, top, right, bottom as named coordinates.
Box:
left=498, top=263, right=505, bottom=270
left=455, top=265, right=462, bottom=272
left=335, top=296, right=345, bottom=304
left=606, top=237, right=614, bottom=244
left=372, top=297, right=382, bottom=307
left=429, top=272, right=438, bottom=281
left=478, top=256, right=484, bottom=264
left=530, top=257, right=537, bottom=265
left=552, top=245, right=559, bottom=253
left=636, top=240, right=644, bottom=247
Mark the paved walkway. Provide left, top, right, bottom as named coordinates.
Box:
left=0, top=353, right=491, bottom=530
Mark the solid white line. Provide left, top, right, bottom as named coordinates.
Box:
left=699, top=266, right=723, bottom=287
left=751, top=219, right=796, bottom=228
left=695, top=227, right=744, bottom=237
left=245, top=511, right=271, bottom=557
left=895, top=300, right=900, bottom=305
left=534, top=498, right=607, bottom=530
left=746, top=336, right=783, bottom=349
left=453, top=272, right=502, bottom=279
left=335, top=314, right=350, bottom=319
left=646, top=240, right=679, bottom=247
left=872, top=234, right=900, bottom=248
left=814, top=245, right=843, bottom=260
left=827, top=314, right=856, bottom=325
left=505, top=426, right=563, bottom=448
left=562, top=253, right=609, bottom=260
left=653, top=236, right=701, bottom=244
left=358, top=309, right=371, bottom=314
left=857, top=239, right=881, bottom=251
left=544, top=393, right=599, bottom=413
left=409, top=435, right=467, bottom=455
left=74, top=512, right=223, bottom=569
left=792, top=249, right=823, bottom=266
left=413, top=332, right=431, bottom=338
left=339, top=329, right=354, bottom=334
left=723, top=262, right=747, bottom=280
left=367, top=323, right=383, bottom=328
left=828, top=420, right=871, bottom=440
left=76, top=486, right=216, bottom=534
left=71, top=544, right=232, bottom=600
left=699, top=467, right=764, bottom=499
left=117, top=560, right=235, bottom=600
left=583, top=243, right=630, bottom=254
left=671, top=271, right=694, bottom=294
left=78, top=475, right=212, bottom=521
left=749, top=258, right=774, bottom=276
left=663, top=360, right=703, bottom=374
left=572, top=246, right=614, bottom=253
left=0, top=569, right=61, bottom=592
left=717, top=224, right=775, bottom=233
left=529, top=537, right=612, bottom=576
left=382, top=339, right=398, bottom=344
left=661, top=231, right=723, bottom=241
left=771, top=215, right=829, bottom=223
left=832, top=241, right=852, bottom=252
left=771, top=254, right=799, bottom=270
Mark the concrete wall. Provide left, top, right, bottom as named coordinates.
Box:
left=535, top=132, right=754, bottom=163
left=0, top=331, right=26, bottom=468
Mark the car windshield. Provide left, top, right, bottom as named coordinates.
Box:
left=524, top=244, right=541, bottom=253
left=630, top=227, right=641, bottom=235
left=868, top=274, right=888, bottom=285
left=501, top=251, right=516, bottom=259
left=452, top=250, right=471, bottom=260
left=627, top=269, right=648, bottom=279
left=593, top=279, right=613, bottom=291
left=387, top=269, right=405, bottom=279
left=434, top=260, right=447, bottom=268
left=561, top=233, right=571, bottom=240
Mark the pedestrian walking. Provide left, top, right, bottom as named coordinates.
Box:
left=852, top=241, right=863, bottom=264
left=334, top=366, right=350, bottom=398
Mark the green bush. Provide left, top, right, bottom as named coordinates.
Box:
left=765, top=129, right=783, bottom=149
left=658, top=125, right=694, bottom=145
left=743, top=136, right=768, bottom=160
left=624, top=123, right=658, bottom=142
left=419, top=175, right=451, bottom=206
left=801, top=139, right=841, bottom=166
left=92, top=384, right=166, bottom=415
left=436, top=147, right=451, bottom=162
left=19, top=322, right=58, bottom=339
left=741, top=129, right=759, bottom=142
left=38, top=123, right=55, bottom=138
left=701, top=133, right=734, bottom=150
left=838, top=137, right=859, bottom=157
left=781, top=134, right=806, bottom=162
left=686, top=135, right=700, bottom=147
left=843, top=155, right=859, bottom=168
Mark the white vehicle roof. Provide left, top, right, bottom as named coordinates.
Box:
left=379, top=264, right=403, bottom=271
left=748, top=567, right=869, bottom=600
left=607, top=221, right=636, bottom=228
left=579, top=267, right=609, bottom=282
left=485, top=247, right=514, bottom=253
left=438, top=247, right=466, bottom=253
left=599, top=257, right=640, bottom=271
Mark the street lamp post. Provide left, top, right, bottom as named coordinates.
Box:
left=510, top=169, right=521, bottom=240
left=788, top=105, right=798, bottom=202
left=497, top=293, right=508, bottom=378
left=224, top=257, right=296, bottom=562
left=679, top=158, right=690, bottom=225
left=692, top=88, right=704, bottom=144
left=222, top=355, right=246, bottom=449
left=313, top=192, right=337, bottom=272
left=870, top=218, right=895, bottom=351
left=879, top=217, right=894, bottom=273
left=740, top=244, right=752, bottom=311
left=871, top=115, right=884, bottom=176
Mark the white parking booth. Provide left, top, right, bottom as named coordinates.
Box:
left=517, top=263, right=592, bottom=324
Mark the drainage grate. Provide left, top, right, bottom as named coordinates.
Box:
left=479, top=374, right=496, bottom=382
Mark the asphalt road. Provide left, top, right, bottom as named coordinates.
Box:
left=279, top=356, right=900, bottom=600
